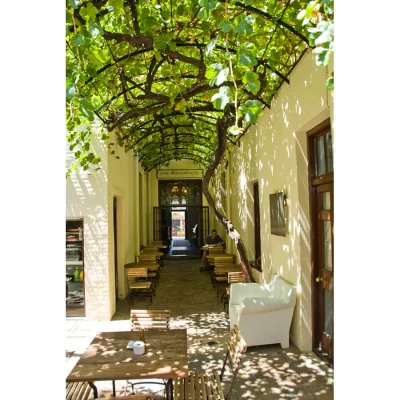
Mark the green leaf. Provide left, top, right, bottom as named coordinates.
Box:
left=66, top=84, right=78, bottom=100
left=91, top=48, right=109, bottom=63
left=198, top=7, right=208, bottom=20
left=237, top=43, right=257, bottom=67
left=176, top=4, right=185, bottom=15
left=235, top=15, right=255, bottom=35
left=211, top=86, right=231, bottom=110
left=205, top=38, right=217, bottom=56
left=215, top=67, right=229, bottom=86
left=109, top=0, right=124, bottom=14
left=78, top=98, right=95, bottom=121
left=68, top=0, right=80, bottom=9
left=72, top=33, right=86, bottom=47
left=79, top=2, right=99, bottom=22
left=199, top=0, right=218, bottom=10
left=326, top=76, right=334, bottom=91
left=219, top=19, right=233, bottom=33
left=243, top=71, right=260, bottom=94
left=88, top=23, right=104, bottom=39
left=244, top=0, right=253, bottom=4
left=239, top=99, right=263, bottom=123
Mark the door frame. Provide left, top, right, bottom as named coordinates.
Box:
left=308, top=119, right=334, bottom=366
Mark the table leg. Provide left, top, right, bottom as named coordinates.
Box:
left=166, top=378, right=173, bottom=400
left=88, top=382, right=98, bottom=398
left=112, top=380, right=116, bottom=396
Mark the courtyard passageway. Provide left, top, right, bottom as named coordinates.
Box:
left=66, top=259, right=333, bottom=399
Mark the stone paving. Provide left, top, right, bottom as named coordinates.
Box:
left=66, top=258, right=333, bottom=399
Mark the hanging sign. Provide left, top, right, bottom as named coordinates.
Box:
left=157, top=169, right=204, bottom=179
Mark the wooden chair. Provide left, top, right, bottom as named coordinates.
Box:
left=66, top=382, right=92, bottom=400
left=222, top=272, right=246, bottom=310
left=126, top=310, right=171, bottom=396
left=212, top=256, right=235, bottom=297
left=172, top=325, right=247, bottom=399
left=130, top=309, right=171, bottom=330
left=125, top=267, right=155, bottom=307
left=139, top=252, right=164, bottom=269
left=205, top=247, right=225, bottom=273
left=112, top=395, right=155, bottom=400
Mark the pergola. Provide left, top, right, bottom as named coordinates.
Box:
left=66, top=0, right=323, bottom=281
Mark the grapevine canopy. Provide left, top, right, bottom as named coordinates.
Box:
left=66, top=0, right=315, bottom=172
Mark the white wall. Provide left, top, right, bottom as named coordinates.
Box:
left=66, top=123, right=138, bottom=320
left=66, top=122, right=112, bottom=320
left=229, top=50, right=334, bottom=350
left=107, top=130, right=137, bottom=311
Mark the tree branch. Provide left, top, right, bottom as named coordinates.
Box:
left=202, top=116, right=255, bottom=283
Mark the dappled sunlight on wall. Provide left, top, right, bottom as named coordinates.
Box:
left=66, top=122, right=112, bottom=320
left=228, top=51, right=332, bottom=350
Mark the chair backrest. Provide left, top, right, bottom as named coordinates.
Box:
left=208, top=247, right=225, bottom=255
left=228, top=271, right=246, bottom=284
left=220, top=324, right=247, bottom=399
left=214, top=256, right=234, bottom=266
left=125, top=267, right=148, bottom=281
left=112, top=395, right=155, bottom=400
left=130, top=309, right=171, bottom=330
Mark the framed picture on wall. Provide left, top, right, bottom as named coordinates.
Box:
left=270, top=192, right=286, bottom=237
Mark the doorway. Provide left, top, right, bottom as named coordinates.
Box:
left=171, top=210, right=186, bottom=239
left=309, top=119, right=334, bottom=365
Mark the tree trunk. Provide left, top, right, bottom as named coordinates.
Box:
left=202, top=116, right=255, bottom=283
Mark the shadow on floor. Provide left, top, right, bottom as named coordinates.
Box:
left=67, top=259, right=333, bottom=399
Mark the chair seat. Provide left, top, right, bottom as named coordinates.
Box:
left=128, top=282, right=152, bottom=289
left=173, top=371, right=225, bottom=399
left=66, top=382, right=91, bottom=400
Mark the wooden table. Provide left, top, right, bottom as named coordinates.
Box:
left=206, top=253, right=236, bottom=261
left=125, top=262, right=160, bottom=271
left=141, top=251, right=164, bottom=257
left=66, top=329, right=188, bottom=399
left=214, top=264, right=243, bottom=274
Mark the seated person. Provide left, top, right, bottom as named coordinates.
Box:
left=200, top=229, right=225, bottom=271
left=205, top=229, right=225, bottom=246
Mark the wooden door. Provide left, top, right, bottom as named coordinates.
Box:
left=153, top=207, right=161, bottom=241
left=308, top=119, right=334, bottom=364
left=315, top=183, right=334, bottom=360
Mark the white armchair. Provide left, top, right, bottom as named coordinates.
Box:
left=229, top=275, right=297, bottom=348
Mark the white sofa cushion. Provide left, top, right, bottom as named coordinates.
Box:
left=242, top=297, right=290, bottom=312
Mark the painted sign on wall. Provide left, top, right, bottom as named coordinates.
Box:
left=157, top=169, right=203, bottom=179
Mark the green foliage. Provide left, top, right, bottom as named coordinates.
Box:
left=297, top=0, right=334, bottom=89
left=66, top=0, right=333, bottom=175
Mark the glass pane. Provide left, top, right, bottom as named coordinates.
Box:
left=324, top=290, right=333, bottom=337
left=316, top=136, right=326, bottom=175
left=324, top=220, right=333, bottom=271
left=322, top=192, right=331, bottom=210
left=326, top=132, right=334, bottom=173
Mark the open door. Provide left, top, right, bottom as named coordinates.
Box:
left=315, top=183, right=334, bottom=361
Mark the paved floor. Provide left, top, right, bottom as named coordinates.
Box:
left=66, top=259, right=333, bottom=399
